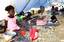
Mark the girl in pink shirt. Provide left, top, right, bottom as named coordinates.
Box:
left=5, top=5, right=20, bottom=31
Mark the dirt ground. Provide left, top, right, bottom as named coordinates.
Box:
left=35, top=15, right=64, bottom=42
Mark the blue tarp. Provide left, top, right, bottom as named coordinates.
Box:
left=24, top=0, right=39, bottom=11
left=14, top=0, right=56, bottom=13
left=14, top=0, right=30, bottom=13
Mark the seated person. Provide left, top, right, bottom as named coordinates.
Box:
left=51, top=15, right=57, bottom=23
left=25, top=12, right=32, bottom=20
left=36, top=16, right=48, bottom=26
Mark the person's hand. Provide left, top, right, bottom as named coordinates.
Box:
left=6, top=29, right=9, bottom=31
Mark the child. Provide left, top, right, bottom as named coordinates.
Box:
left=22, top=17, right=30, bottom=31
left=19, top=26, right=26, bottom=37
left=5, top=5, right=20, bottom=31
left=17, top=26, right=29, bottom=42
left=29, top=26, right=39, bottom=42
left=16, top=13, right=25, bottom=28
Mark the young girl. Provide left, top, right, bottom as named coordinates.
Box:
left=5, top=5, right=20, bottom=31
left=29, top=26, right=39, bottom=42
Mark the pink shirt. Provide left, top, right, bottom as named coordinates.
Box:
left=5, top=16, right=20, bottom=31
left=36, top=16, right=48, bottom=25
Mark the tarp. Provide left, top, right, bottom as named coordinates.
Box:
left=14, top=0, right=51, bottom=13
left=14, top=0, right=30, bottom=13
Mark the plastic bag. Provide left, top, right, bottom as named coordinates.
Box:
left=29, top=28, right=38, bottom=41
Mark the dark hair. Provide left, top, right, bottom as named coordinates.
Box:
left=38, top=10, right=41, bottom=13
left=55, top=7, right=58, bottom=11
left=19, top=11, right=24, bottom=15
left=5, top=5, right=14, bottom=11
left=52, top=6, right=54, bottom=8
left=23, top=17, right=27, bottom=20
left=51, top=6, right=54, bottom=10
left=40, top=6, right=45, bottom=9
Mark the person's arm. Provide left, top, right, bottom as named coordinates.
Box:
left=4, top=16, right=9, bottom=31
left=3, top=19, right=8, bottom=32
left=15, top=16, right=19, bottom=26
left=5, top=20, right=8, bottom=29
left=16, top=19, right=19, bottom=26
